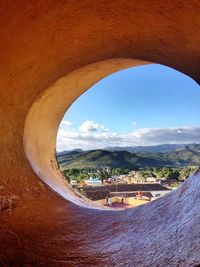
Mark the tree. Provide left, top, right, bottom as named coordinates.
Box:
left=111, top=168, right=125, bottom=176
left=167, top=169, right=180, bottom=180
left=179, top=167, right=197, bottom=180
left=96, top=168, right=110, bottom=183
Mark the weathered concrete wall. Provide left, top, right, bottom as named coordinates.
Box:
left=1, top=1, right=200, bottom=266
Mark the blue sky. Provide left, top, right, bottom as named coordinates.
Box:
left=57, top=64, right=200, bottom=151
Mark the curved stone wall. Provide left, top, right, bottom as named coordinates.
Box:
left=23, top=58, right=148, bottom=208
left=1, top=1, right=200, bottom=266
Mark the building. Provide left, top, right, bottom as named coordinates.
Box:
left=70, top=180, right=78, bottom=186
left=146, top=177, right=158, bottom=183
left=126, top=171, right=145, bottom=184
left=81, top=183, right=171, bottom=203
left=84, top=177, right=102, bottom=186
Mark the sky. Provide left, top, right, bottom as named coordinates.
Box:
left=56, top=64, right=200, bottom=151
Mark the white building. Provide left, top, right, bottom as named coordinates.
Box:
left=146, top=177, right=158, bottom=183
left=70, top=180, right=78, bottom=186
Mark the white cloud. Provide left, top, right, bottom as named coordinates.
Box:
left=79, top=120, right=109, bottom=133
left=132, top=122, right=137, bottom=126
left=125, top=126, right=200, bottom=146
left=79, top=120, right=98, bottom=132
left=60, top=120, right=72, bottom=127
left=56, top=122, right=200, bottom=151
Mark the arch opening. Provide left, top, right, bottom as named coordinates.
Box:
left=56, top=63, right=200, bottom=209
left=23, top=58, right=200, bottom=210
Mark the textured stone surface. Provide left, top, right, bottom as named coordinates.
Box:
left=1, top=1, right=200, bottom=266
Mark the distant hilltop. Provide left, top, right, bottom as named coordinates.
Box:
left=103, top=144, right=187, bottom=153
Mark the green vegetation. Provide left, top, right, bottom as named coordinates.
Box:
left=138, top=166, right=197, bottom=180
left=63, top=167, right=133, bottom=183
left=63, top=168, right=93, bottom=184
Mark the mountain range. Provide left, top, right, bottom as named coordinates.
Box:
left=104, top=144, right=186, bottom=153
left=56, top=144, right=200, bottom=170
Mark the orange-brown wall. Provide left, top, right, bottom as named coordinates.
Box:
left=1, top=1, right=200, bottom=266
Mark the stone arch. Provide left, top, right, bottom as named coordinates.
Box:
left=1, top=1, right=200, bottom=266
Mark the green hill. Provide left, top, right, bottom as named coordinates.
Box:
left=61, top=150, right=161, bottom=169
left=164, top=145, right=200, bottom=166
left=57, top=144, right=200, bottom=170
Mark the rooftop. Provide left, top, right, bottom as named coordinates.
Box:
left=81, top=183, right=170, bottom=201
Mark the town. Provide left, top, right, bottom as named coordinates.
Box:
left=62, top=166, right=196, bottom=209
